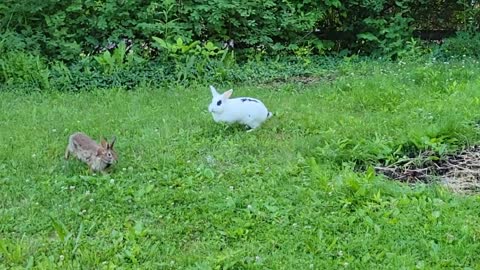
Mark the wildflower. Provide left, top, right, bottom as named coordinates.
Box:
left=206, top=155, right=215, bottom=164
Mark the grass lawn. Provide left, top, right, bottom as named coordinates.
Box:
left=2, top=60, right=480, bottom=269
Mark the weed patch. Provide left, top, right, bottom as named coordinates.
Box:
left=375, top=145, right=480, bottom=193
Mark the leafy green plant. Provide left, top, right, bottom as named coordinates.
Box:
left=152, top=37, right=233, bottom=82
left=94, top=42, right=145, bottom=74
left=357, top=7, right=414, bottom=57
left=136, top=1, right=189, bottom=45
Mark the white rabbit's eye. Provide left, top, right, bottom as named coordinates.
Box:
left=216, top=100, right=222, bottom=106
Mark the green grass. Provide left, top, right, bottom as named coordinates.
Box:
left=2, top=59, right=480, bottom=269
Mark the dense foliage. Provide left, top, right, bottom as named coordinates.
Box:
left=1, top=0, right=479, bottom=60
left=1, top=1, right=479, bottom=92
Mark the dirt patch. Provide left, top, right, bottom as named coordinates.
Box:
left=375, top=146, right=480, bottom=194
left=263, top=74, right=337, bottom=87
left=284, top=75, right=323, bottom=84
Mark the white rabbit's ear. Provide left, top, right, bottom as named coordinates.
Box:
left=223, top=89, right=233, bottom=99
left=209, top=85, right=219, bottom=96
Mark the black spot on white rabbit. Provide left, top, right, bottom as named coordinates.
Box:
left=65, top=132, right=118, bottom=173
left=207, top=85, right=272, bottom=132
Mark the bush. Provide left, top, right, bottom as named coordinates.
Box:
left=0, top=51, right=50, bottom=90
left=0, top=0, right=336, bottom=60
left=1, top=0, right=478, bottom=61
left=435, top=31, right=480, bottom=59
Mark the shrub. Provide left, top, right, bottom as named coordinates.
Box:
left=0, top=51, right=50, bottom=90
left=436, top=31, right=480, bottom=59
left=1, top=0, right=477, bottom=60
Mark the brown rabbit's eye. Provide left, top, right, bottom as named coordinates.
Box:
left=216, top=100, right=222, bottom=106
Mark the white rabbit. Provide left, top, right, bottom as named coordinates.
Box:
left=208, top=85, right=272, bottom=132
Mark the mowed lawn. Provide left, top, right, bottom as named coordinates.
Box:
left=2, top=61, right=480, bottom=269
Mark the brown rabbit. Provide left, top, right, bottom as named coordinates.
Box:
left=65, top=132, right=118, bottom=172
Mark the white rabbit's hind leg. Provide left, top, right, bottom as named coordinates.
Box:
left=245, top=121, right=261, bottom=132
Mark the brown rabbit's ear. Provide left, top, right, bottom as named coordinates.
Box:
left=100, top=138, right=108, bottom=149
left=109, top=136, right=116, bottom=149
